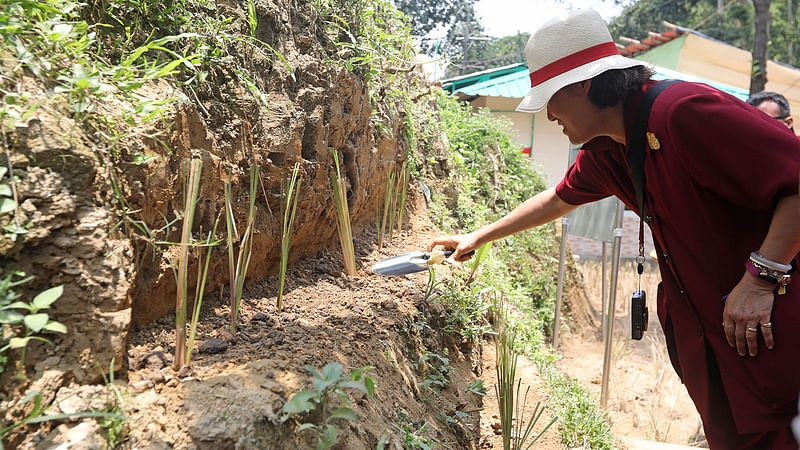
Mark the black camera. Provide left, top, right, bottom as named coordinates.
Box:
left=631, top=289, right=649, bottom=340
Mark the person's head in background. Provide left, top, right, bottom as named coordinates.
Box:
left=746, top=91, right=794, bottom=133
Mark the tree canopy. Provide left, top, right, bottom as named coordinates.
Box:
left=609, top=0, right=798, bottom=67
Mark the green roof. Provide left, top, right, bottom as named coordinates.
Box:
left=441, top=63, right=749, bottom=101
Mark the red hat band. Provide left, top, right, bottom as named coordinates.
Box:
left=529, top=42, right=620, bottom=87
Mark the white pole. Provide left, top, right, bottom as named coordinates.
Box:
left=601, top=241, right=608, bottom=339
left=553, top=216, right=569, bottom=349
left=601, top=200, right=625, bottom=408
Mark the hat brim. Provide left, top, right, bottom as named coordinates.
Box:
left=516, top=55, right=648, bottom=113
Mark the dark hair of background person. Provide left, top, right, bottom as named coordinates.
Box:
left=746, top=91, right=792, bottom=118
left=587, top=66, right=656, bottom=108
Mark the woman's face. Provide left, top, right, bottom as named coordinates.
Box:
left=546, top=81, right=599, bottom=145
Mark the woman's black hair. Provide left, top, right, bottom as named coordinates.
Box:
left=587, top=66, right=655, bottom=108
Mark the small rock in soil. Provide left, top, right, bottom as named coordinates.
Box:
left=198, top=338, right=228, bottom=354
left=382, top=299, right=397, bottom=310
left=251, top=313, right=272, bottom=323
left=217, top=329, right=237, bottom=344
left=177, top=365, right=196, bottom=379
left=137, top=350, right=168, bottom=370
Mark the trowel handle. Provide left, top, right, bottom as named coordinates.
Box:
left=443, top=249, right=475, bottom=258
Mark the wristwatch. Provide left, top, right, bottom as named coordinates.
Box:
left=745, top=259, right=791, bottom=294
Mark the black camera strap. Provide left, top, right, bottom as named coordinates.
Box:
left=628, top=79, right=682, bottom=284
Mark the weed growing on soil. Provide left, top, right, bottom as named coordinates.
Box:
left=225, top=165, right=259, bottom=332
left=281, top=362, right=375, bottom=449
left=329, top=149, right=356, bottom=276
left=0, top=275, right=66, bottom=379
left=96, top=358, right=128, bottom=447
left=415, top=350, right=451, bottom=396
left=277, top=162, right=302, bottom=312
left=392, top=410, right=440, bottom=450
left=0, top=390, right=127, bottom=447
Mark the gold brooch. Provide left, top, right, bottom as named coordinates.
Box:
left=646, top=132, right=661, bottom=150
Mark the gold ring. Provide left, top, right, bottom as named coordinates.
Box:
left=746, top=326, right=758, bottom=333
left=760, top=322, right=773, bottom=328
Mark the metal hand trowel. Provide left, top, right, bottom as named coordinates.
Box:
left=372, top=249, right=474, bottom=277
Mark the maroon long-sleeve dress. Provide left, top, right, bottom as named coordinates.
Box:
left=556, top=80, right=800, bottom=448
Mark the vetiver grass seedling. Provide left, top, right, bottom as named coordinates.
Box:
left=225, top=165, right=259, bottom=332
left=277, top=162, right=302, bottom=312
left=494, top=297, right=556, bottom=450
left=329, top=149, right=356, bottom=276
left=281, top=362, right=375, bottom=449
left=174, top=158, right=203, bottom=370
left=186, top=216, right=222, bottom=366
left=377, top=165, right=395, bottom=249
left=395, top=160, right=409, bottom=232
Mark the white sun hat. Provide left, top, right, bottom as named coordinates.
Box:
left=516, top=9, right=647, bottom=113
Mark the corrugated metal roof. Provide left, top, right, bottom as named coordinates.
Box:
left=441, top=63, right=749, bottom=101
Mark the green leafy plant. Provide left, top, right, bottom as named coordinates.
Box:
left=392, top=410, right=440, bottom=450
left=0, top=167, right=24, bottom=241
left=329, top=149, right=356, bottom=276
left=466, top=379, right=487, bottom=397
left=0, top=276, right=66, bottom=379
left=0, top=390, right=127, bottom=449
left=415, top=351, right=451, bottom=396
left=174, top=158, right=203, bottom=370
left=277, top=162, right=302, bottom=312
left=95, top=358, right=127, bottom=447
left=281, top=362, right=376, bottom=449
left=225, top=165, right=259, bottom=332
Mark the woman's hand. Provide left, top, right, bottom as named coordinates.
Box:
left=722, top=273, right=776, bottom=357
left=427, top=232, right=482, bottom=262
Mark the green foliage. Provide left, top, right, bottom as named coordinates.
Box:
left=0, top=390, right=127, bottom=448
left=609, top=0, right=799, bottom=66
left=282, top=362, right=375, bottom=450
left=0, top=274, right=66, bottom=378
left=392, top=410, right=440, bottom=450
left=466, top=379, right=487, bottom=397
left=95, top=358, right=128, bottom=447
left=414, top=350, right=451, bottom=395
